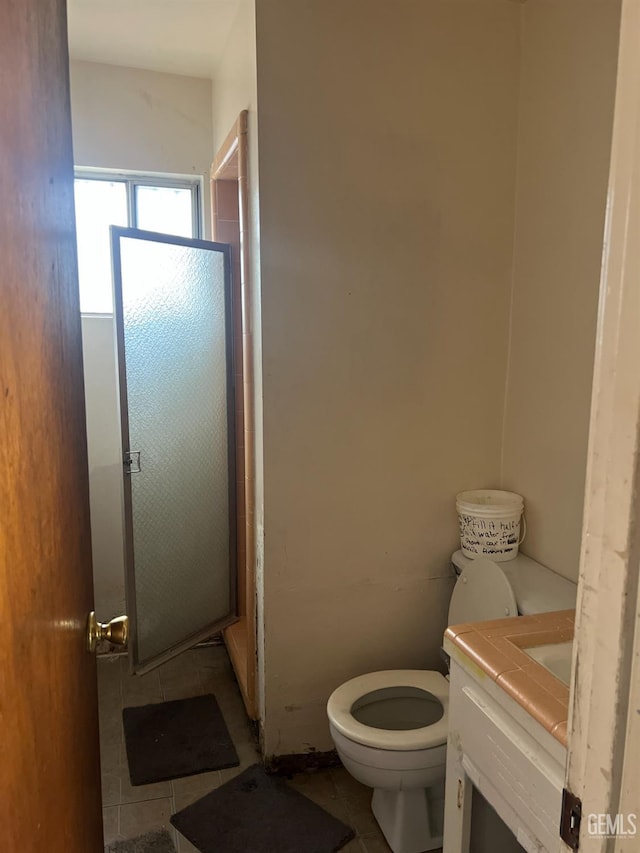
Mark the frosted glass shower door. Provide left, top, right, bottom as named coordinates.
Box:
left=112, top=227, right=236, bottom=673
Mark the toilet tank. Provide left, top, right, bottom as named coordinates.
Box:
left=450, top=550, right=577, bottom=616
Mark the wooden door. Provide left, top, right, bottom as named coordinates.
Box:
left=0, top=1, right=103, bottom=850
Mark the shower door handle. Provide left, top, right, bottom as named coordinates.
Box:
left=124, top=450, right=141, bottom=474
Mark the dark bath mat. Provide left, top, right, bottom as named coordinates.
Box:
left=123, top=694, right=239, bottom=786
left=171, top=763, right=355, bottom=853
left=105, top=829, right=176, bottom=852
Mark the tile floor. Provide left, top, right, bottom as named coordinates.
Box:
left=98, top=646, right=438, bottom=853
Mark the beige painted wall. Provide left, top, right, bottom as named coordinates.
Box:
left=255, top=0, right=521, bottom=756
left=501, top=0, right=621, bottom=583
left=69, top=60, right=213, bottom=235
left=211, top=0, right=257, bottom=154
left=210, top=0, right=266, bottom=719
left=70, top=61, right=215, bottom=619
left=81, top=316, right=125, bottom=620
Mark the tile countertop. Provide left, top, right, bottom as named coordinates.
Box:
left=443, top=609, right=575, bottom=747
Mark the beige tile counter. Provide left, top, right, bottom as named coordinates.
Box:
left=444, top=610, right=574, bottom=746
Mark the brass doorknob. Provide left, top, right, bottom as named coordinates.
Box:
left=87, top=611, right=129, bottom=653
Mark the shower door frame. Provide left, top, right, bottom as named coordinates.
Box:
left=112, top=226, right=238, bottom=674
left=210, top=111, right=259, bottom=719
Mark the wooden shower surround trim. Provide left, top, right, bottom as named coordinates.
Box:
left=211, top=111, right=258, bottom=719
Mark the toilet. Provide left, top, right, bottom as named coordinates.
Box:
left=327, top=550, right=577, bottom=853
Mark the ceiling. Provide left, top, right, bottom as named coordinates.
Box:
left=67, top=0, right=240, bottom=80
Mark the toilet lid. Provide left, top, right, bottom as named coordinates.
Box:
left=448, top=558, right=517, bottom=625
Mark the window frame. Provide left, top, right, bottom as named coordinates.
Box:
left=74, top=168, right=203, bottom=240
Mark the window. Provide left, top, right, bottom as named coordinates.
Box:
left=74, top=172, right=201, bottom=314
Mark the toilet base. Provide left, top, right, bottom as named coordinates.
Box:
left=371, top=784, right=444, bottom=853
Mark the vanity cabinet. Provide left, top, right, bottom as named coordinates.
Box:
left=443, top=656, right=567, bottom=853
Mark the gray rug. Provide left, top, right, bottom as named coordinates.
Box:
left=171, top=763, right=355, bottom=853
left=105, top=829, right=176, bottom=852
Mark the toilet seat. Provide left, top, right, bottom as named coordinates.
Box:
left=328, top=670, right=449, bottom=752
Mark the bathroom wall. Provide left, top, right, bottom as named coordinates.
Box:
left=81, top=315, right=124, bottom=619
left=211, top=0, right=258, bottom=154
left=209, top=0, right=262, bottom=537
left=70, top=61, right=214, bottom=619
left=255, top=0, right=521, bottom=756
left=501, top=0, right=622, bottom=583
left=209, top=0, right=266, bottom=718
left=70, top=60, right=213, bottom=233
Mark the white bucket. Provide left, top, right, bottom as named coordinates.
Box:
left=456, top=489, right=525, bottom=562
